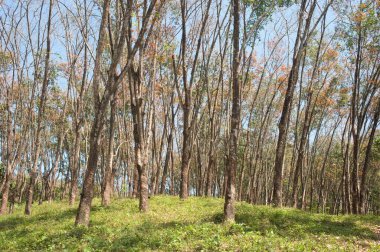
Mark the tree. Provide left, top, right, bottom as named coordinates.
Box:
left=224, top=0, right=240, bottom=222
left=272, top=0, right=331, bottom=207
left=25, top=0, right=54, bottom=215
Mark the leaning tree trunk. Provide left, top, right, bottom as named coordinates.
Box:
left=359, top=99, right=380, bottom=213
left=75, top=114, right=104, bottom=225
left=75, top=0, right=110, bottom=226
left=272, top=0, right=319, bottom=207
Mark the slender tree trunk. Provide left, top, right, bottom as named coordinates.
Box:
left=272, top=0, right=319, bottom=207
left=350, top=21, right=363, bottom=214
left=317, top=119, right=340, bottom=212
left=161, top=125, right=173, bottom=194
left=292, top=91, right=313, bottom=208
left=25, top=0, right=53, bottom=215
left=129, top=68, right=150, bottom=212
left=102, top=94, right=117, bottom=206
left=359, top=100, right=380, bottom=213
left=273, top=0, right=308, bottom=207
left=0, top=89, right=13, bottom=214
left=75, top=0, right=110, bottom=226
left=224, top=0, right=239, bottom=222
left=0, top=169, right=11, bottom=214
left=69, top=130, right=81, bottom=205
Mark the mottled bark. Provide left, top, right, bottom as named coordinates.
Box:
left=102, top=94, right=117, bottom=206
left=224, top=0, right=239, bottom=222
left=75, top=0, right=110, bottom=226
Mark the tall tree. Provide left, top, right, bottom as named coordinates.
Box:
left=25, top=0, right=54, bottom=215
left=272, top=0, right=331, bottom=207
left=224, top=0, right=240, bottom=222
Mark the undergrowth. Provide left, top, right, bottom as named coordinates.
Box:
left=0, top=196, right=379, bottom=251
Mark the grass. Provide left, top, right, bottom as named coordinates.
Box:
left=0, top=196, right=380, bottom=251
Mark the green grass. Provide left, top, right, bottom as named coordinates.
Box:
left=1, top=196, right=379, bottom=251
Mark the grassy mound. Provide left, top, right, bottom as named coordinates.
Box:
left=0, top=196, right=379, bottom=251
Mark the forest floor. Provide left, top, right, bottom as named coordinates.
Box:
left=0, top=196, right=380, bottom=251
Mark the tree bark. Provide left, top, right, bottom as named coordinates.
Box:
left=75, top=0, right=110, bottom=226
left=359, top=99, right=380, bottom=213
left=272, top=0, right=317, bottom=207
left=102, top=94, right=117, bottom=206
left=224, top=0, right=239, bottom=222
left=25, top=0, right=53, bottom=215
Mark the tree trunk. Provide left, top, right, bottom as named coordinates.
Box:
left=224, top=0, right=239, bottom=222
left=102, top=94, right=117, bottom=206
left=75, top=108, right=105, bottom=225
left=75, top=0, right=110, bottom=226
left=359, top=100, right=380, bottom=213
left=25, top=0, right=53, bottom=215
left=0, top=170, right=11, bottom=214
left=272, top=0, right=317, bottom=207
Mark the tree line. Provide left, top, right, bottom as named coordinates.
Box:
left=0, top=0, right=379, bottom=226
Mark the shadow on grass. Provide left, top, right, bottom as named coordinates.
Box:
left=208, top=205, right=378, bottom=241
left=104, top=206, right=380, bottom=250
left=0, top=208, right=76, bottom=231
left=107, top=221, right=162, bottom=250
left=238, top=212, right=375, bottom=239
left=0, top=204, right=111, bottom=250
left=0, top=203, right=110, bottom=233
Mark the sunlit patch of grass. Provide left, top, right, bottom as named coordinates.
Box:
left=0, top=196, right=379, bottom=251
